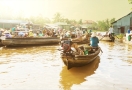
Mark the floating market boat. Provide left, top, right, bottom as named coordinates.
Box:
left=59, top=41, right=102, bottom=69
left=1, top=37, right=60, bottom=47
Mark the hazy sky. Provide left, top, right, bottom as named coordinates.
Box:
left=0, top=0, right=132, bottom=21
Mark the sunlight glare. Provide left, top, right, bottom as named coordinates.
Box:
left=0, top=0, right=33, bottom=18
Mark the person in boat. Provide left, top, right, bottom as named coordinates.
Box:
left=127, top=28, right=131, bottom=34
left=71, top=43, right=84, bottom=55
left=28, top=30, right=34, bottom=37
left=18, top=31, right=25, bottom=38
left=11, top=27, right=16, bottom=35
left=4, top=30, right=12, bottom=38
left=62, top=40, right=72, bottom=53
left=88, top=29, right=92, bottom=35
left=76, top=28, right=83, bottom=38
left=108, top=26, right=114, bottom=38
left=90, top=32, right=99, bottom=51
left=0, top=29, right=4, bottom=37
left=38, top=31, right=43, bottom=37
left=64, top=31, right=71, bottom=38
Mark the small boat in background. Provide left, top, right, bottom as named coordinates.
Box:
left=97, top=31, right=115, bottom=42
left=60, top=33, right=91, bottom=44
left=1, top=37, right=60, bottom=47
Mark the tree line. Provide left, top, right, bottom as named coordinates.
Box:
left=0, top=5, right=115, bottom=31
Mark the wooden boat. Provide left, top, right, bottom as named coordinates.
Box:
left=60, top=33, right=91, bottom=44
left=97, top=32, right=115, bottom=42
left=1, top=37, right=60, bottom=47
left=97, top=35, right=111, bottom=41
left=60, top=46, right=102, bottom=69
left=61, top=38, right=90, bottom=44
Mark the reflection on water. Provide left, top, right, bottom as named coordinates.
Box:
left=59, top=56, right=100, bottom=90
left=0, top=45, right=59, bottom=64
left=100, top=41, right=132, bottom=64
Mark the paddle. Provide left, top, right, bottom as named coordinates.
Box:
left=99, top=47, right=103, bottom=53
left=99, top=31, right=109, bottom=41
left=100, top=48, right=103, bottom=53
left=99, top=35, right=105, bottom=41
left=114, top=35, right=120, bottom=39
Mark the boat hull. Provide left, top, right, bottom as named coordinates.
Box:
left=60, top=47, right=101, bottom=69
left=61, top=38, right=90, bottom=44
left=1, top=37, right=60, bottom=47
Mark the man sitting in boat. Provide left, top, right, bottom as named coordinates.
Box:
left=90, top=32, right=99, bottom=51
left=64, top=31, right=71, bottom=38
left=4, top=30, right=12, bottom=38
left=61, top=40, right=72, bottom=54
left=18, top=31, right=25, bottom=38
left=71, top=43, right=85, bottom=55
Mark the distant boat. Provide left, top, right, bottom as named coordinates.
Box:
left=97, top=31, right=115, bottom=42
left=1, top=37, right=60, bottom=47
left=60, top=33, right=91, bottom=44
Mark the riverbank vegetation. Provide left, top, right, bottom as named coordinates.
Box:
left=0, top=6, right=115, bottom=32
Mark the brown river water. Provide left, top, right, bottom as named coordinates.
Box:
left=0, top=41, right=132, bottom=90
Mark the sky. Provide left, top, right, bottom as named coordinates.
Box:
left=0, top=0, right=132, bottom=22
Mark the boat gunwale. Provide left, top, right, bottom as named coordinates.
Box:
left=74, top=47, right=101, bottom=57
left=5, top=37, right=60, bottom=39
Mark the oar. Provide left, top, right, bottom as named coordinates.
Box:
left=99, top=47, right=103, bottom=53
left=99, top=35, right=105, bottom=41
left=99, top=31, right=109, bottom=41
left=114, top=35, right=120, bottom=39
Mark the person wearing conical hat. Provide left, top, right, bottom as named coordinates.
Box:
left=4, top=30, right=12, bottom=38
left=90, top=32, right=99, bottom=47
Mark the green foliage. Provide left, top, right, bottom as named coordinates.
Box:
left=27, top=15, right=51, bottom=27
left=78, top=19, right=83, bottom=24
left=0, top=5, right=116, bottom=29
left=96, top=18, right=115, bottom=31
left=128, top=0, right=132, bottom=4
left=117, top=33, right=124, bottom=39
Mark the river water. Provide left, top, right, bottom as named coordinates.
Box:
left=0, top=41, right=132, bottom=90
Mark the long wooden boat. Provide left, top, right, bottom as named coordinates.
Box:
left=1, top=37, right=60, bottom=47
left=61, top=38, right=90, bottom=44
left=60, top=33, right=91, bottom=44
left=60, top=47, right=101, bottom=69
